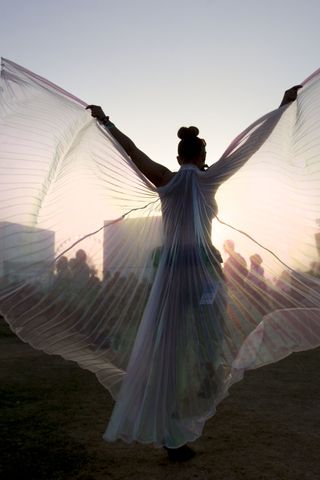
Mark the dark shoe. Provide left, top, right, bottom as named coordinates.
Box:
left=164, top=444, right=196, bottom=462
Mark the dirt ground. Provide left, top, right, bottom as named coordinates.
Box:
left=0, top=317, right=319, bottom=480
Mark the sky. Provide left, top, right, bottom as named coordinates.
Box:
left=1, top=0, right=320, bottom=276
left=2, top=0, right=320, bottom=170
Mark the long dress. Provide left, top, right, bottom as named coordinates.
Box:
left=1, top=59, right=320, bottom=448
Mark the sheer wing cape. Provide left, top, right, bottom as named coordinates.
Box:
left=1, top=58, right=320, bottom=447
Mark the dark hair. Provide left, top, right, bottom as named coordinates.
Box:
left=177, top=126, right=205, bottom=161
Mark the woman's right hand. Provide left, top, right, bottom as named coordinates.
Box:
left=86, top=105, right=107, bottom=121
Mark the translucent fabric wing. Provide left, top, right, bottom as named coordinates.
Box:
left=1, top=58, right=320, bottom=448
left=0, top=58, right=161, bottom=397
left=209, top=73, right=320, bottom=370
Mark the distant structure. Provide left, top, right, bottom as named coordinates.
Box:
left=0, top=222, right=55, bottom=286
left=103, top=216, right=162, bottom=280
left=316, top=218, right=320, bottom=257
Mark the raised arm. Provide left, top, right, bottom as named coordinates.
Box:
left=206, top=85, right=302, bottom=187
left=86, top=105, right=173, bottom=188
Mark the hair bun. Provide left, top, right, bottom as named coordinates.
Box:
left=177, top=126, right=199, bottom=140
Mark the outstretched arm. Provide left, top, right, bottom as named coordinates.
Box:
left=86, top=105, right=173, bottom=188
left=207, top=85, right=302, bottom=186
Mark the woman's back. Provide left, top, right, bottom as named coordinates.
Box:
left=158, top=165, right=218, bottom=248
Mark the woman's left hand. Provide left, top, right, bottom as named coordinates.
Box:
left=280, top=85, right=302, bottom=106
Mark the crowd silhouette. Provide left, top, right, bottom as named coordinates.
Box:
left=49, top=242, right=320, bottom=320
left=1, top=242, right=319, bottom=361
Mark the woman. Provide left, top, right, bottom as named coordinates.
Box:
left=84, top=86, right=300, bottom=460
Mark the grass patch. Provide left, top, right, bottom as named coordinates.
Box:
left=0, top=385, right=90, bottom=480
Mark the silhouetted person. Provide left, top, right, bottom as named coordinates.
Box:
left=86, top=85, right=301, bottom=462
left=246, top=253, right=270, bottom=314
left=84, top=267, right=101, bottom=301
left=247, top=254, right=266, bottom=290
left=223, top=240, right=248, bottom=290
left=70, top=249, right=90, bottom=293
left=56, top=256, right=71, bottom=281
left=52, top=256, right=72, bottom=297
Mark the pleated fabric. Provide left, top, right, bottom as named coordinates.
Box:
left=0, top=58, right=320, bottom=448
